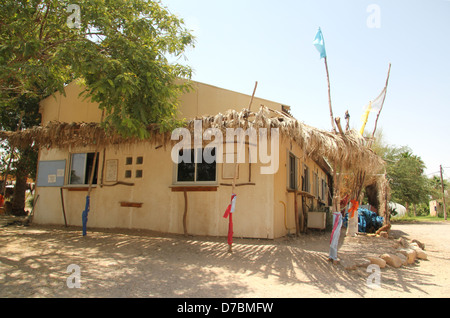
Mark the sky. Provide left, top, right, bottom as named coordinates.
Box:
left=161, top=0, right=450, bottom=178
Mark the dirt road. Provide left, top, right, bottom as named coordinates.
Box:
left=0, top=221, right=449, bottom=298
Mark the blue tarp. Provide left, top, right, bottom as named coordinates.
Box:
left=343, top=208, right=384, bottom=233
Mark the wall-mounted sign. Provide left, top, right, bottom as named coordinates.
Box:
left=37, top=160, right=66, bottom=187
left=105, top=159, right=118, bottom=182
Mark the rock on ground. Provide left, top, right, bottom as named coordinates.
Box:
left=380, top=253, right=403, bottom=268
left=368, top=256, right=386, bottom=269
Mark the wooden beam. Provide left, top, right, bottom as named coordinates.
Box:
left=220, top=183, right=255, bottom=187
left=183, top=191, right=188, bottom=236
left=119, top=202, right=143, bottom=208
left=170, top=186, right=218, bottom=192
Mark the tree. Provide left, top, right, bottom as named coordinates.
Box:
left=0, top=95, right=41, bottom=215
left=429, top=175, right=447, bottom=200
left=1, top=0, right=195, bottom=214
left=428, top=175, right=449, bottom=217
left=384, top=147, right=430, bottom=214
left=1, top=0, right=195, bottom=138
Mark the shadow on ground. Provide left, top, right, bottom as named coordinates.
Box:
left=0, top=223, right=439, bottom=298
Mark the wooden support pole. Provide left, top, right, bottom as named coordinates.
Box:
left=87, top=151, right=99, bottom=197
left=228, top=162, right=239, bottom=254
left=370, top=63, right=392, bottom=144
left=60, top=188, right=67, bottom=227
left=226, top=81, right=258, bottom=253
left=183, top=190, right=188, bottom=236
left=248, top=81, right=258, bottom=111
left=294, top=190, right=299, bottom=236
left=335, top=117, right=346, bottom=139
left=83, top=110, right=104, bottom=236
left=324, top=57, right=336, bottom=134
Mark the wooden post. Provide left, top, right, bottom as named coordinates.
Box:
left=385, top=177, right=389, bottom=225
left=370, top=63, right=392, bottom=143
left=228, top=162, right=239, bottom=253
left=248, top=81, right=258, bottom=111
left=440, top=165, right=447, bottom=220
left=60, top=188, right=67, bottom=227
left=87, top=151, right=99, bottom=197
left=183, top=190, right=188, bottom=235
left=83, top=112, right=104, bottom=236
left=294, top=190, right=299, bottom=236
left=324, top=57, right=336, bottom=134
left=226, top=81, right=258, bottom=253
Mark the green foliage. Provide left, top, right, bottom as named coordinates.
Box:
left=428, top=175, right=449, bottom=200
left=385, top=147, right=430, bottom=206
left=1, top=0, right=195, bottom=138
left=0, top=95, right=41, bottom=181
left=370, top=132, right=431, bottom=208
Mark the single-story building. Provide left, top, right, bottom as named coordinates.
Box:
left=430, top=200, right=443, bottom=217
left=1, top=81, right=384, bottom=239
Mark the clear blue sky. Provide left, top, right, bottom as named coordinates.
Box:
left=162, top=0, right=450, bottom=177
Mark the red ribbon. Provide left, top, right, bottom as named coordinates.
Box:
left=349, top=200, right=359, bottom=218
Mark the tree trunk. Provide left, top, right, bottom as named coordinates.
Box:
left=11, top=174, right=27, bottom=216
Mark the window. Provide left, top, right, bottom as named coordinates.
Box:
left=69, top=153, right=99, bottom=185
left=124, top=156, right=144, bottom=179
left=302, top=164, right=310, bottom=193
left=321, top=179, right=327, bottom=202
left=176, top=148, right=216, bottom=183
left=288, top=153, right=297, bottom=190
left=313, top=172, right=319, bottom=198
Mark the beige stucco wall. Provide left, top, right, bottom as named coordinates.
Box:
left=39, top=81, right=284, bottom=125
left=273, top=138, right=331, bottom=238
left=34, top=143, right=276, bottom=239
left=34, top=80, right=284, bottom=238
left=34, top=80, right=329, bottom=239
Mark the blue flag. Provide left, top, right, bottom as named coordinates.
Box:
left=313, top=28, right=327, bottom=59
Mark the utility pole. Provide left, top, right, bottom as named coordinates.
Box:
left=440, top=165, right=447, bottom=220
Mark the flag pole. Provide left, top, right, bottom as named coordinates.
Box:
left=370, top=63, right=392, bottom=143
left=225, top=81, right=258, bottom=254
left=324, top=56, right=337, bottom=134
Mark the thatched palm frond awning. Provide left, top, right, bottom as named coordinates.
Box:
left=0, top=106, right=384, bottom=175
left=189, top=106, right=384, bottom=174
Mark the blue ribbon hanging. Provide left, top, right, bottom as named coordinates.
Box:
left=82, top=195, right=90, bottom=236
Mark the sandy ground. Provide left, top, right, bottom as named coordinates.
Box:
left=1, top=219, right=449, bottom=298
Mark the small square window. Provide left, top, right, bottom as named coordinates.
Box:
left=136, top=156, right=143, bottom=165
left=136, top=170, right=143, bottom=178
left=125, top=170, right=132, bottom=178
left=126, top=157, right=133, bottom=165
